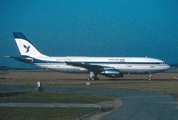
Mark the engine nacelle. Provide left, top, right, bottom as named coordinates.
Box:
left=100, top=69, right=123, bottom=78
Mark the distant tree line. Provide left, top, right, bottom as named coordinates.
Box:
left=170, top=64, right=178, bottom=68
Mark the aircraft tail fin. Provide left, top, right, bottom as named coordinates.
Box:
left=13, top=32, right=48, bottom=58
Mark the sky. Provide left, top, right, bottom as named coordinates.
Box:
left=0, top=0, right=178, bottom=68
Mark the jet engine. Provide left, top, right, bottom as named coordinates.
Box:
left=100, top=69, right=123, bottom=78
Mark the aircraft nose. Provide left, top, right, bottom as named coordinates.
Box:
left=167, top=64, right=171, bottom=69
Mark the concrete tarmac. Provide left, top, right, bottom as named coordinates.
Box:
left=0, top=103, right=100, bottom=108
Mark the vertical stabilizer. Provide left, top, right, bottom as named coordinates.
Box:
left=13, top=32, right=47, bottom=58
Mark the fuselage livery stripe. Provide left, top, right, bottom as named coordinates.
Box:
left=30, top=58, right=165, bottom=65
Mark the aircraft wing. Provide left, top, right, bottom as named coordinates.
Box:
left=65, top=62, right=113, bottom=72
left=65, top=62, right=123, bottom=78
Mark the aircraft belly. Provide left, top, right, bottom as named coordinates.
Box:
left=35, top=63, right=169, bottom=74
left=115, top=64, right=165, bottom=74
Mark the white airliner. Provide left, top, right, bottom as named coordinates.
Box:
left=7, top=32, right=170, bottom=80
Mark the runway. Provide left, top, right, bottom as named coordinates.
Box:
left=1, top=86, right=178, bottom=120
left=0, top=103, right=100, bottom=108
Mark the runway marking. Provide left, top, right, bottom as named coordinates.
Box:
left=169, top=102, right=178, bottom=109
left=119, top=95, right=168, bottom=99
left=0, top=103, right=100, bottom=108
left=170, top=102, right=178, bottom=104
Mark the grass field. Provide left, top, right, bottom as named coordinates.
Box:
left=0, top=70, right=178, bottom=119
left=0, top=107, right=98, bottom=120
left=1, top=70, right=178, bottom=97
left=0, top=91, right=113, bottom=103
left=0, top=91, right=111, bottom=120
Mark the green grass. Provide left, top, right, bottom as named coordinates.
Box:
left=1, top=71, right=178, bottom=119
left=91, top=80, right=178, bottom=98
left=0, top=107, right=98, bottom=120
left=0, top=91, right=113, bottom=103
left=0, top=91, right=113, bottom=120
left=0, top=70, right=6, bottom=75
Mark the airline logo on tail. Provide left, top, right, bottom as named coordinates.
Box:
left=23, top=45, right=30, bottom=53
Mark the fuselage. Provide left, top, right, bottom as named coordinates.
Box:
left=32, top=56, right=170, bottom=74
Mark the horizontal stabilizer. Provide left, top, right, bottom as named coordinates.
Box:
left=5, top=56, right=33, bottom=63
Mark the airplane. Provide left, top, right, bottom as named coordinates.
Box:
left=7, top=32, right=171, bottom=80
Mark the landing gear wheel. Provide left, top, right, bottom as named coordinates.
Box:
left=94, top=77, right=99, bottom=80
left=87, top=77, right=99, bottom=80
left=87, top=72, right=99, bottom=80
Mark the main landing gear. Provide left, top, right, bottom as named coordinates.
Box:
left=148, top=73, right=152, bottom=80
left=87, top=71, right=99, bottom=80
